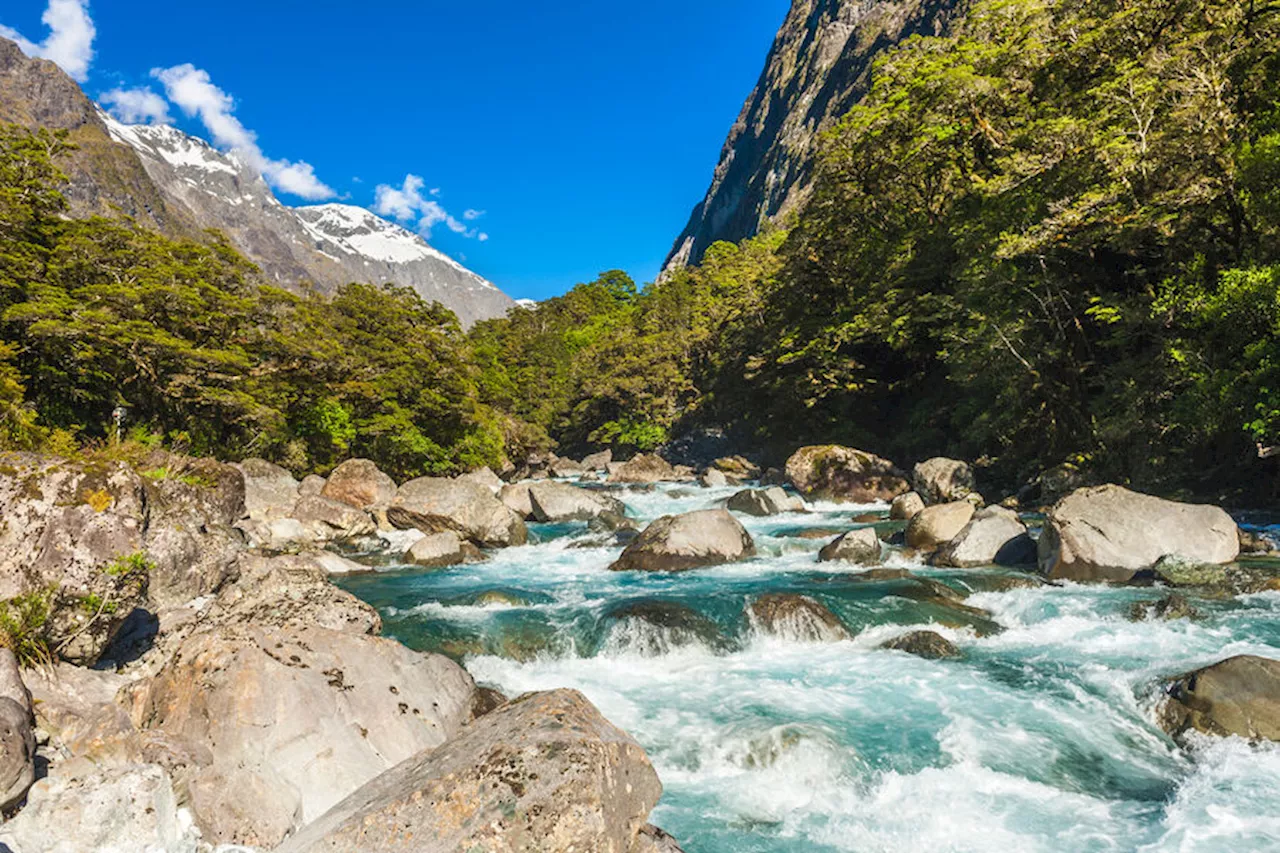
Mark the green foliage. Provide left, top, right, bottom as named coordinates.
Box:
left=0, top=586, right=54, bottom=670
left=103, top=552, right=154, bottom=579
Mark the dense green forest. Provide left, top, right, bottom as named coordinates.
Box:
left=1, top=0, right=1279, bottom=499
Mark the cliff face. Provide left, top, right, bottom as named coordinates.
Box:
left=666, top=0, right=956, bottom=270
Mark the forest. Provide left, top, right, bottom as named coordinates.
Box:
left=2, top=0, right=1280, bottom=500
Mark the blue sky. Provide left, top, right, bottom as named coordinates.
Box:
left=0, top=1, right=790, bottom=300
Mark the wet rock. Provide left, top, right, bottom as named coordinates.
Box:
left=890, top=492, right=925, bottom=521
left=852, top=568, right=914, bottom=581
left=322, top=459, right=397, bottom=510
left=1239, top=529, right=1277, bottom=556
left=792, top=527, right=848, bottom=541
left=529, top=482, right=627, bottom=523
left=936, top=506, right=1036, bottom=568
left=276, top=689, right=665, bottom=853
left=131, top=624, right=477, bottom=848
left=406, top=531, right=472, bottom=569
left=470, top=685, right=508, bottom=720
left=960, top=572, right=1047, bottom=593
left=609, top=510, right=756, bottom=573
left=727, top=486, right=803, bottom=517
left=634, top=824, right=687, bottom=853
left=235, top=457, right=300, bottom=521
left=606, top=600, right=723, bottom=651
left=785, top=445, right=910, bottom=503
left=1153, top=558, right=1230, bottom=589
left=880, top=630, right=960, bottom=660
left=905, top=501, right=975, bottom=550
left=851, top=513, right=884, bottom=523
left=1158, top=655, right=1280, bottom=742
left=1038, top=485, right=1239, bottom=583
left=589, top=512, right=642, bottom=534
left=818, top=529, right=882, bottom=565
left=0, top=762, right=201, bottom=853
left=747, top=593, right=850, bottom=642
left=472, top=590, right=530, bottom=607
left=608, top=453, right=680, bottom=484
left=390, top=477, right=528, bottom=548
left=912, top=458, right=978, bottom=505
left=1128, top=593, right=1201, bottom=622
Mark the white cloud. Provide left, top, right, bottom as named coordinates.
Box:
left=373, top=174, right=486, bottom=241
left=100, top=87, right=171, bottom=125
left=0, top=0, right=96, bottom=82
left=152, top=63, right=335, bottom=201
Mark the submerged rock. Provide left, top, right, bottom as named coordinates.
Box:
left=529, top=481, right=627, bottom=523
left=905, top=501, right=975, bottom=550
left=390, top=477, right=528, bottom=548
left=1158, top=655, right=1280, bottom=742
left=131, top=624, right=477, bottom=847
left=609, top=510, right=755, bottom=573
left=890, top=492, right=925, bottom=521
left=911, top=458, right=977, bottom=505
left=1038, top=485, right=1239, bottom=583
left=818, top=529, right=882, bottom=565
left=936, top=506, right=1036, bottom=568
left=747, top=593, right=850, bottom=642
left=276, top=689, right=666, bottom=853
left=880, top=631, right=960, bottom=659
left=727, top=486, right=803, bottom=517
left=785, top=445, right=910, bottom=503
left=605, top=600, right=723, bottom=653
left=1128, top=593, right=1201, bottom=622
left=322, top=458, right=397, bottom=510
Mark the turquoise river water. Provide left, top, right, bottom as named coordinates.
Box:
left=337, top=482, right=1280, bottom=853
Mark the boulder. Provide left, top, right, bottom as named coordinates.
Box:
left=880, top=631, right=960, bottom=660
left=276, top=689, right=665, bottom=853
left=0, top=762, right=202, bottom=853
left=309, top=551, right=370, bottom=576
left=818, top=529, right=882, bottom=565
left=911, top=458, right=978, bottom=505
left=890, top=492, right=925, bottom=521
left=605, top=600, right=724, bottom=653
left=235, top=458, right=299, bottom=521
left=131, top=624, right=477, bottom=848
left=549, top=457, right=586, bottom=478
left=1038, top=485, right=1239, bottom=583
left=608, top=453, right=678, bottom=484
left=784, top=445, right=909, bottom=503
left=322, top=459, right=397, bottom=510
left=406, top=531, right=472, bottom=569
left=747, top=594, right=850, bottom=642
left=1128, top=593, right=1201, bottom=622
left=291, top=495, right=378, bottom=543
left=581, top=449, right=614, bottom=472
left=457, top=466, right=505, bottom=493
left=609, top=510, right=755, bottom=573
left=390, top=477, right=528, bottom=548
left=905, top=501, right=976, bottom=550
left=935, top=506, right=1036, bottom=568
left=529, top=482, right=628, bottom=523
left=726, top=487, right=803, bottom=517
left=700, top=468, right=729, bottom=488
left=498, top=482, right=535, bottom=519
left=0, top=650, right=33, bottom=813
left=299, top=474, right=327, bottom=498
left=713, top=456, right=762, bottom=482
left=1158, top=655, right=1280, bottom=742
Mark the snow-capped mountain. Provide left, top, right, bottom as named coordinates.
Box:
left=101, top=115, right=514, bottom=326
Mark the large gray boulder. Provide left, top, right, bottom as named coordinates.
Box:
left=235, top=458, right=300, bottom=521
left=727, top=487, right=803, bottom=517
left=912, top=457, right=977, bottom=505
left=1158, top=655, right=1280, bottom=742
left=905, top=501, right=975, bottom=550
left=529, top=482, right=627, bottom=523
left=581, top=449, right=613, bottom=472
left=497, top=481, right=535, bottom=519
left=390, top=477, right=528, bottom=548
left=747, top=594, right=850, bottom=642
left=276, top=689, right=665, bottom=853
left=609, top=510, right=755, bottom=572
left=890, top=491, right=925, bottom=521
left=936, top=506, right=1036, bottom=568
left=784, top=445, right=909, bottom=503
left=0, top=650, right=33, bottom=813
left=322, top=459, right=397, bottom=510
left=291, top=495, right=378, bottom=543
left=1038, top=485, right=1239, bottom=583
left=456, top=466, right=505, bottom=493
left=818, top=529, right=882, bottom=565
left=130, top=624, right=478, bottom=848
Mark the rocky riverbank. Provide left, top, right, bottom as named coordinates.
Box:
left=0, top=442, right=1277, bottom=851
